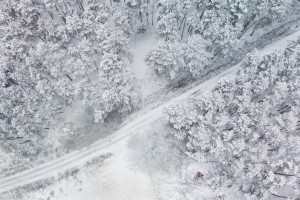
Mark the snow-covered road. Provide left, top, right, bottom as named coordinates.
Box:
left=0, top=29, right=299, bottom=194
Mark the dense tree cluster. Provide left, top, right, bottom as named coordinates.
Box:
left=0, top=0, right=299, bottom=185
left=144, top=0, right=299, bottom=82
left=0, top=0, right=137, bottom=161
left=164, top=39, right=300, bottom=199
left=145, top=35, right=211, bottom=81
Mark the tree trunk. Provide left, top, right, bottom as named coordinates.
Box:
left=65, top=74, right=73, bottom=81
left=201, top=21, right=209, bottom=36
left=139, top=11, right=143, bottom=22
left=146, top=0, right=149, bottom=24
left=179, top=13, right=187, bottom=30
left=250, top=20, right=262, bottom=36
left=199, top=6, right=207, bottom=23
left=241, top=13, right=257, bottom=34
left=238, top=17, right=266, bottom=39
left=152, top=0, right=155, bottom=26
left=181, top=16, right=187, bottom=40
left=188, top=25, right=193, bottom=35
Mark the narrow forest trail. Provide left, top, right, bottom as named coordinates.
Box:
left=0, top=29, right=299, bottom=195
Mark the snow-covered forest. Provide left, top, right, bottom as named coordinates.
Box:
left=0, top=0, right=299, bottom=199
left=164, top=40, right=300, bottom=199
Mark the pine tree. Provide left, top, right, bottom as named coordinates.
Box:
left=164, top=41, right=300, bottom=199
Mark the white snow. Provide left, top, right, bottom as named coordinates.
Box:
left=60, top=101, right=92, bottom=127
left=130, top=34, right=156, bottom=79
left=55, top=142, right=154, bottom=200
left=129, top=33, right=165, bottom=99
left=1, top=30, right=300, bottom=199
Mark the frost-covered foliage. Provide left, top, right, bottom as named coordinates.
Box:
left=97, top=16, right=138, bottom=122
left=145, top=35, right=211, bottom=81
left=0, top=0, right=138, bottom=163
left=0, top=0, right=297, bottom=160
left=143, top=0, right=299, bottom=83
left=132, top=0, right=298, bottom=41
left=164, top=40, right=300, bottom=199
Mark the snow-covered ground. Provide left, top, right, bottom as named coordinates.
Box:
left=1, top=29, right=299, bottom=200
left=130, top=33, right=166, bottom=100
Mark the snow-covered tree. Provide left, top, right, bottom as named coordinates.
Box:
left=0, top=0, right=139, bottom=162
left=184, top=35, right=212, bottom=76
left=145, top=41, right=185, bottom=80
left=145, top=34, right=211, bottom=81
left=97, top=19, right=138, bottom=121
left=164, top=40, right=300, bottom=199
